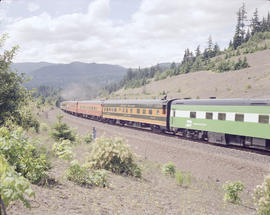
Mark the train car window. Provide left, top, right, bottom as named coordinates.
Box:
left=206, top=112, right=213, bottom=120
left=114, top=108, right=117, bottom=112
left=173, top=110, right=176, bottom=117
left=190, top=112, right=196, bottom=118
left=156, top=110, right=160, bottom=115
left=218, top=113, right=226, bottom=120
left=259, top=115, right=269, bottom=124
left=126, top=108, right=128, bottom=113
left=162, top=105, right=166, bottom=114
left=143, top=109, right=146, bottom=114
left=130, top=108, right=133, bottom=113
left=149, top=109, right=152, bottom=115
left=235, top=114, right=244, bottom=122
left=137, top=109, right=140, bottom=114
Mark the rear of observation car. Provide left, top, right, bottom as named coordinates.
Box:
left=103, top=100, right=168, bottom=131
left=169, top=99, right=270, bottom=149
left=60, top=101, right=78, bottom=115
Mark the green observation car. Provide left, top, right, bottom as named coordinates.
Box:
left=170, top=99, right=270, bottom=149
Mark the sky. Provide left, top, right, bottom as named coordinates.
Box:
left=0, top=0, right=270, bottom=67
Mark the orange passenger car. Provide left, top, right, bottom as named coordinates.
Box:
left=61, top=101, right=103, bottom=120
left=77, top=101, right=103, bottom=119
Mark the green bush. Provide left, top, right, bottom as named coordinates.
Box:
left=86, top=136, right=141, bottom=177
left=40, top=123, right=49, bottom=132
left=184, top=172, right=192, bottom=187
left=84, top=133, right=93, bottom=144
left=175, top=170, right=184, bottom=185
left=66, top=160, right=108, bottom=187
left=0, top=154, right=35, bottom=209
left=51, top=115, right=75, bottom=142
left=0, top=127, right=49, bottom=184
left=16, top=106, right=40, bottom=133
left=223, top=181, right=244, bottom=204
left=162, top=162, right=176, bottom=177
left=253, top=174, right=270, bottom=215
left=52, top=139, right=73, bottom=161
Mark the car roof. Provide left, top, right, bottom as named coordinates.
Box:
left=172, top=98, right=270, bottom=106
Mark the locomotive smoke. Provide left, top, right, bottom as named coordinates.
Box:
left=61, top=83, right=100, bottom=101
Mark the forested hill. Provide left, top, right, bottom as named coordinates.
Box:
left=12, top=62, right=127, bottom=89
left=102, top=5, right=270, bottom=98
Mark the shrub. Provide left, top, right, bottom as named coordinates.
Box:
left=253, top=174, right=270, bottom=215
left=16, top=106, right=40, bottom=133
left=184, top=172, right=192, bottom=187
left=0, top=127, right=49, bottom=184
left=223, top=181, right=244, bottom=204
left=52, top=139, right=73, bottom=161
left=51, top=115, right=75, bottom=142
left=0, top=154, right=35, bottom=209
left=162, top=162, right=176, bottom=177
left=176, top=170, right=184, bottom=185
left=74, top=134, right=83, bottom=145
left=40, top=123, right=49, bottom=132
left=66, top=160, right=108, bottom=187
left=175, top=170, right=192, bottom=187
left=84, top=133, right=93, bottom=144
left=86, top=136, right=141, bottom=177
left=245, top=84, right=252, bottom=90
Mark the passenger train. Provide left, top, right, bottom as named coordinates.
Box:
left=60, top=98, right=270, bottom=150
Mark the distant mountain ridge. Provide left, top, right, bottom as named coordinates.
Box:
left=11, top=62, right=127, bottom=89
left=11, top=62, right=53, bottom=75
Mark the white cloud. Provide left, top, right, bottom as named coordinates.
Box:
left=3, top=0, right=270, bottom=67
left=27, top=2, right=40, bottom=12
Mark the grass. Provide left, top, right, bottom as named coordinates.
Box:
left=245, top=84, right=252, bottom=90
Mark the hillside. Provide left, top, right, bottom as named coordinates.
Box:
left=11, top=62, right=53, bottom=75
left=12, top=62, right=127, bottom=89
left=110, top=49, right=270, bottom=99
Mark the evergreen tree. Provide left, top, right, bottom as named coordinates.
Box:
left=126, top=68, right=133, bottom=81
left=195, top=45, right=201, bottom=57
left=208, top=35, right=213, bottom=51
left=229, top=40, right=233, bottom=48
left=170, top=62, right=176, bottom=70
left=251, top=8, right=261, bottom=35
left=240, top=3, right=247, bottom=42
left=261, top=17, right=268, bottom=32
left=245, top=28, right=251, bottom=42
left=233, top=9, right=242, bottom=49
left=267, top=12, right=270, bottom=31
left=213, top=43, right=220, bottom=56
left=203, top=48, right=209, bottom=59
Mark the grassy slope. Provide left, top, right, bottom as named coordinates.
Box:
left=110, top=45, right=270, bottom=100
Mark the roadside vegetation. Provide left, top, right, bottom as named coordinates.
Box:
left=0, top=34, right=51, bottom=213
